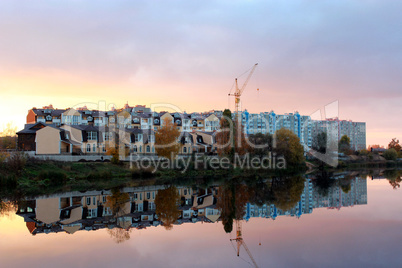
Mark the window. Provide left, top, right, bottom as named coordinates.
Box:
left=135, top=134, right=141, bottom=142
left=146, top=146, right=150, bottom=153
left=103, top=132, right=110, bottom=141
left=86, top=197, right=91, bottom=206
left=134, top=193, right=138, bottom=200
left=149, top=135, right=154, bottom=143
left=183, top=147, right=187, bottom=153
left=93, top=197, right=96, bottom=205
left=133, top=145, right=137, bottom=152
left=102, top=145, right=106, bottom=152
left=87, top=209, right=97, bottom=218
left=140, top=193, right=142, bottom=200
left=93, top=144, right=96, bottom=152
left=152, top=146, right=155, bottom=153
left=152, top=191, right=155, bottom=199
left=46, top=115, right=52, bottom=121
left=72, top=115, right=79, bottom=125
left=87, top=131, right=97, bottom=141
left=139, top=146, right=142, bottom=153
left=184, top=189, right=187, bottom=195
left=146, top=192, right=150, bottom=199
left=102, top=196, right=106, bottom=203
left=86, top=144, right=91, bottom=152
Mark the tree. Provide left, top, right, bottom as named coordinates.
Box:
left=388, top=138, right=401, bottom=152
left=0, top=122, right=17, bottom=150
left=216, top=109, right=252, bottom=160
left=248, top=133, right=273, bottom=158
left=155, top=118, right=181, bottom=160
left=154, top=186, right=181, bottom=230
left=312, top=132, right=327, bottom=154
left=216, top=109, right=234, bottom=158
left=383, top=148, right=398, bottom=161
left=339, top=135, right=351, bottom=154
left=274, top=128, right=305, bottom=166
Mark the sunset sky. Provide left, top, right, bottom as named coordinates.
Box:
left=0, top=0, right=401, bottom=146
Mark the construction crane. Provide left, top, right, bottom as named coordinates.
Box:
left=228, top=63, right=258, bottom=121
left=230, top=220, right=259, bottom=268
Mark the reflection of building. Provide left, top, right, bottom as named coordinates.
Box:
left=16, top=186, right=221, bottom=236
left=313, top=177, right=367, bottom=209
left=244, top=177, right=367, bottom=221
left=16, top=177, right=368, bottom=236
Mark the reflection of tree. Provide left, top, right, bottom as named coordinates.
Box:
left=247, top=179, right=275, bottom=206
left=105, top=188, right=132, bottom=244
left=234, top=184, right=249, bottom=220
left=105, top=188, right=130, bottom=217
left=313, top=171, right=336, bottom=197
left=0, top=201, right=16, bottom=218
left=339, top=176, right=353, bottom=194
left=107, top=227, right=132, bottom=244
left=272, top=176, right=305, bottom=211
left=384, top=170, right=401, bottom=189
left=155, top=186, right=181, bottom=230
left=217, top=181, right=250, bottom=233
left=217, top=185, right=234, bottom=233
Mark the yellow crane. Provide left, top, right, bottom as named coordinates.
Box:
left=230, top=220, right=259, bottom=268
left=228, top=63, right=258, bottom=121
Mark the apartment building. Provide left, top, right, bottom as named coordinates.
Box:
left=241, top=110, right=312, bottom=148
left=311, top=118, right=366, bottom=151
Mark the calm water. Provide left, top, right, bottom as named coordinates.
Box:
left=0, top=173, right=401, bottom=268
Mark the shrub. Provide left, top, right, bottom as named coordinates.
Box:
left=383, top=148, right=398, bottom=161
left=7, top=152, right=27, bottom=173
left=86, top=171, right=112, bottom=181
left=38, top=170, right=68, bottom=186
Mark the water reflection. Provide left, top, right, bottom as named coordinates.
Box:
left=6, top=172, right=374, bottom=242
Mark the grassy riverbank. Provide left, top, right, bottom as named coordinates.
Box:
left=0, top=156, right=307, bottom=198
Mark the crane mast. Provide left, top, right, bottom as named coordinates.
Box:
left=228, top=63, right=258, bottom=122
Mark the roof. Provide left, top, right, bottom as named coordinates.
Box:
left=60, top=207, right=83, bottom=225
left=63, top=225, right=81, bottom=234
left=16, top=123, right=55, bottom=134
left=31, top=108, right=66, bottom=117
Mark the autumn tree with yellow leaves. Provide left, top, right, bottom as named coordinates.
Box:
left=155, top=118, right=181, bottom=160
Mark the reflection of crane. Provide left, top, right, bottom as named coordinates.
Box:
left=228, top=63, right=258, bottom=120
left=230, top=220, right=259, bottom=268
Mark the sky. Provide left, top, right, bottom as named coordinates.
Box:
left=0, top=0, right=401, bottom=146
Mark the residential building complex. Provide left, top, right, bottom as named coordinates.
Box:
left=17, top=104, right=366, bottom=155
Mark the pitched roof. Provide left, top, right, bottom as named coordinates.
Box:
left=16, top=123, right=54, bottom=134
left=32, top=108, right=66, bottom=117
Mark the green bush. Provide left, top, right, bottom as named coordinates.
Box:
left=38, top=170, right=68, bottom=186
left=383, top=148, right=398, bottom=161
left=86, top=171, right=112, bottom=181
